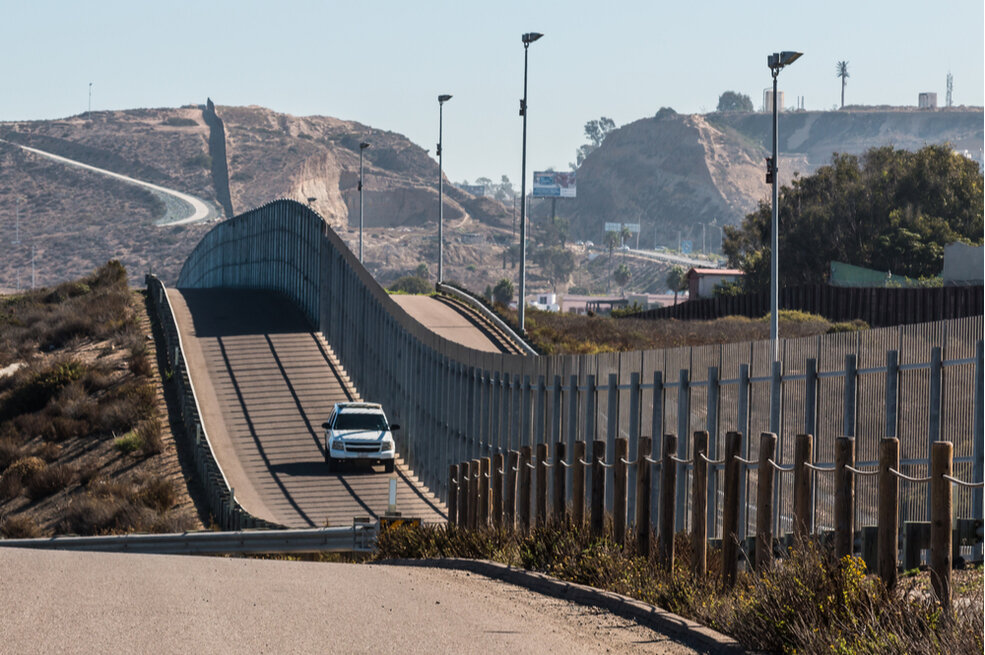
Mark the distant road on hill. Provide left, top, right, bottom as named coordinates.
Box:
left=1, top=139, right=218, bottom=226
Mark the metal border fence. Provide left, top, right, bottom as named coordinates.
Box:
left=176, top=200, right=984, bottom=541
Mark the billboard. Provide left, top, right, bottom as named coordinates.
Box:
left=461, top=184, right=486, bottom=197
left=604, top=222, right=641, bottom=233
left=532, top=171, right=576, bottom=198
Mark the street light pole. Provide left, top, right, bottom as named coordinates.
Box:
left=518, top=31, right=543, bottom=335
left=358, top=141, right=369, bottom=263
left=437, top=94, right=452, bottom=283
left=767, top=50, right=802, bottom=362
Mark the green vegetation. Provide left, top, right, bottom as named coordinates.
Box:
left=724, top=144, right=984, bottom=293
left=492, top=278, right=514, bottom=305
left=716, top=90, right=753, bottom=113
left=183, top=153, right=212, bottom=169
left=387, top=275, right=432, bottom=295
left=0, top=261, right=196, bottom=537
left=573, top=116, right=616, bottom=168
left=375, top=522, right=982, bottom=655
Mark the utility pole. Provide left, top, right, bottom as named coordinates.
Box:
left=88, top=82, right=93, bottom=121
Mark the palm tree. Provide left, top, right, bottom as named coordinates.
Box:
left=666, top=265, right=687, bottom=306
left=836, top=61, right=849, bottom=109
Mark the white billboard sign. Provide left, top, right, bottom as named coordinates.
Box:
left=532, top=171, right=576, bottom=198
left=604, top=222, right=641, bottom=233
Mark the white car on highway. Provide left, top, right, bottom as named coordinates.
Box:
left=322, top=402, right=399, bottom=473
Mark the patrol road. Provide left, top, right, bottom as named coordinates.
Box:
left=169, top=287, right=445, bottom=528
left=0, top=547, right=701, bottom=654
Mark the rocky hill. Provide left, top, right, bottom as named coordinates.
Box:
left=0, top=103, right=979, bottom=297
left=562, top=107, right=984, bottom=246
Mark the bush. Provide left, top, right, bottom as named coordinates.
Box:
left=137, top=417, right=163, bottom=456
left=0, top=513, right=43, bottom=538
left=25, top=462, right=77, bottom=500
left=114, top=432, right=143, bottom=454
left=0, top=456, right=45, bottom=499
left=388, top=276, right=432, bottom=294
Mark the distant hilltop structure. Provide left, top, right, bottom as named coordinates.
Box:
left=919, top=92, right=938, bottom=110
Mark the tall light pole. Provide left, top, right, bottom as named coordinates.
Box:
left=88, top=82, right=92, bottom=121
left=437, top=94, right=452, bottom=283
left=358, top=141, right=369, bottom=263
left=767, top=50, right=802, bottom=362
left=518, top=31, right=543, bottom=335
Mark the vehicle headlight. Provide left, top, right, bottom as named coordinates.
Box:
left=382, top=438, right=394, bottom=451
left=331, top=438, right=345, bottom=451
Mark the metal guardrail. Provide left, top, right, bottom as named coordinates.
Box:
left=436, top=282, right=537, bottom=356
left=0, top=525, right=377, bottom=555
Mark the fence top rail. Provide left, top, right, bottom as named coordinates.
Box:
left=943, top=474, right=985, bottom=488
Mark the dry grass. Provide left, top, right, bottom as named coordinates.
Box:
left=375, top=522, right=982, bottom=655
left=0, top=261, right=204, bottom=536
left=503, top=306, right=866, bottom=355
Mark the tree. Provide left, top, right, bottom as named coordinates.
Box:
left=666, top=265, right=687, bottom=305
left=717, top=91, right=754, bottom=113
left=613, top=263, right=631, bottom=292
left=836, top=61, right=849, bottom=109
left=492, top=278, right=514, bottom=305
left=388, top=275, right=432, bottom=294
left=534, top=246, right=576, bottom=292
left=573, top=116, right=616, bottom=168
left=722, top=144, right=984, bottom=293
left=494, top=175, right=515, bottom=202
left=620, top=225, right=632, bottom=249
left=604, top=230, right=621, bottom=258
left=414, top=263, right=429, bottom=279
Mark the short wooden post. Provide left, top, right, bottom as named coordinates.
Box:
left=756, top=432, right=777, bottom=572
left=722, top=431, right=742, bottom=588
left=878, top=437, right=900, bottom=589
left=613, top=437, right=629, bottom=546
left=504, top=450, right=518, bottom=529
left=590, top=440, right=606, bottom=537
left=552, top=441, right=566, bottom=523
left=835, top=436, right=855, bottom=560
left=572, top=441, right=586, bottom=528
left=793, top=433, right=813, bottom=541
left=635, top=436, right=653, bottom=555
left=659, top=433, right=678, bottom=571
left=930, top=441, right=952, bottom=611
left=692, top=430, right=708, bottom=577
left=448, top=464, right=459, bottom=526
left=479, top=457, right=490, bottom=527
left=492, top=452, right=504, bottom=529
left=469, top=459, right=480, bottom=529
left=535, top=443, right=548, bottom=527
left=519, top=446, right=532, bottom=532
left=457, top=463, right=469, bottom=527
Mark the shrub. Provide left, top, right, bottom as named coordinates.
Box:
left=0, top=456, right=45, bottom=499
left=137, top=417, right=163, bottom=456
left=1, top=360, right=87, bottom=419
left=114, top=432, right=143, bottom=454
left=388, top=276, right=432, bottom=294
left=0, top=513, right=43, bottom=538
left=0, top=437, right=23, bottom=470
left=136, top=475, right=176, bottom=513
left=25, top=462, right=77, bottom=500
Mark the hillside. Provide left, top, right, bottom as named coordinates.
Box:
left=0, top=104, right=979, bottom=298
left=562, top=107, right=984, bottom=246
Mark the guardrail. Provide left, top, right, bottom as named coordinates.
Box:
left=0, top=525, right=377, bottom=556
left=436, top=282, right=537, bottom=356
left=145, top=274, right=284, bottom=531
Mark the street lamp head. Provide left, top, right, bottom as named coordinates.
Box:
left=359, top=142, right=370, bottom=150
left=768, top=51, right=803, bottom=71
left=522, top=32, right=543, bottom=45
left=438, top=94, right=452, bottom=103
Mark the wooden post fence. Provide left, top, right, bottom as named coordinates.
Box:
left=448, top=464, right=458, bottom=526
left=878, top=437, right=899, bottom=590
left=756, top=432, right=776, bottom=572
left=722, top=431, right=742, bottom=588
left=504, top=450, right=518, bottom=529
left=519, top=446, right=532, bottom=532
left=793, top=433, right=813, bottom=540
left=835, top=436, right=855, bottom=560
left=552, top=441, right=566, bottom=522
left=535, top=443, right=548, bottom=527
left=692, top=431, right=708, bottom=577
left=479, top=457, right=490, bottom=527
left=659, top=433, right=678, bottom=570
left=591, top=440, right=605, bottom=537
left=458, top=463, right=468, bottom=527
left=572, top=440, right=586, bottom=528
left=931, top=441, right=952, bottom=611
left=492, top=452, right=504, bottom=528
left=469, top=459, right=480, bottom=529
left=614, top=437, right=628, bottom=545
left=635, top=436, right=653, bottom=555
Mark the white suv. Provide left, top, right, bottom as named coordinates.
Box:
left=321, top=402, right=399, bottom=473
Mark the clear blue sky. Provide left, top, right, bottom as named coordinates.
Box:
left=3, top=1, right=982, bottom=185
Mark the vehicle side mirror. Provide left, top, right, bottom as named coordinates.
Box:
left=389, top=424, right=401, bottom=431
left=321, top=422, right=331, bottom=429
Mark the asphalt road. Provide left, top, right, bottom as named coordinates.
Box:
left=169, top=288, right=446, bottom=527
left=0, top=547, right=701, bottom=655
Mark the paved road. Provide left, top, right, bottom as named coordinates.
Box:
left=1, top=138, right=217, bottom=225
left=391, top=295, right=502, bottom=352
left=170, top=288, right=445, bottom=527
left=0, top=548, right=701, bottom=654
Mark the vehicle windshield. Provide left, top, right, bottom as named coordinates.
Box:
left=334, top=413, right=388, bottom=431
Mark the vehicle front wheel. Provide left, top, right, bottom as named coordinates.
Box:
left=327, top=454, right=337, bottom=473
left=384, top=460, right=395, bottom=474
